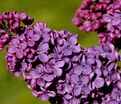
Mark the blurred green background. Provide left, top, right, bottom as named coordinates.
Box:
left=0, top=0, right=99, bottom=104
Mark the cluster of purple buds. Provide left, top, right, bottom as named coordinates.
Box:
left=73, top=0, right=121, bottom=49
left=0, top=11, right=34, bottom=50
left=73, top=0, right=121, bottom=32
left=72, top=0, right=110, bottom=32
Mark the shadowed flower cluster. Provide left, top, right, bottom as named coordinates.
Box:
left=52, top=44, right=121, bottom=104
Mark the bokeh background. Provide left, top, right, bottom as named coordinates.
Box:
left=0, top=0, right=99, bottom=104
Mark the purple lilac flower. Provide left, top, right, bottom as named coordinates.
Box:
left=6, top=22, right=82, bottom=101
left=8, top=37, right=27, bottom=59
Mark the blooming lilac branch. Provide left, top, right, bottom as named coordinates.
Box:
left=6, top=21, right=121, bottom=103
left=0, top=2, right=120, bottom=103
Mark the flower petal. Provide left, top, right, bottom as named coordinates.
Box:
left=54, top=60, right=65, bottom=68
left=93, top=77, right=105, bottom=88
left=8, top=46, right=16, bottom=53
left=32, top=33, right=40, bottom=41
left=40, top=92, right=49, bottom=101
left=20, top=41, right=27, bottom=49
left=38, top=43, right=49, bottom=52
left=43, top=74, right=54, bottom=81
left=39, top=53, right=48, bottom=62
left=16, top=49, right=24, bottom=59
left=53, top=67, right=62, bottom=77
left=68, top=36, right=77, bottom=45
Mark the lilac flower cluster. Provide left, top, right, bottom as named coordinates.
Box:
left=0, top=11, right=33, bottom=50
left=6, top=21, right=121, bottom=103
left=6, top=22, right=82, bottom=101
left=73, top=0, right=121, bottom=49
left=53, top=44, right=121, bottom=104
left=0, top=2, right=121, bottom=103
